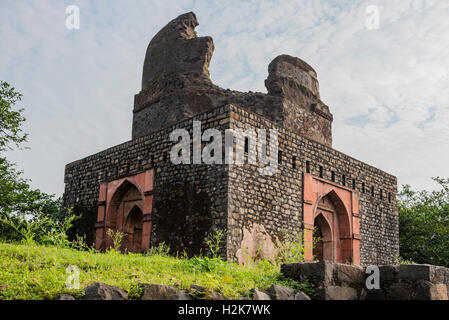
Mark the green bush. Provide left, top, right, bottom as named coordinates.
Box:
left=398, top=177, right=449, bottom=267
left=0, top=208, right=79, bottom=248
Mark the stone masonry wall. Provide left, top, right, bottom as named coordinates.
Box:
left=227, top=105, right=398, bottom=265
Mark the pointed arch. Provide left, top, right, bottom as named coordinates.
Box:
left=313, top=213, right=333, bottom=261
left=123, top=205, right=144, bottom=253
left=95, top=169, right=155, bottom=253
left=303, top=173, right=360, bottom=265
left=104, top=178, right=144, bottom=252
left=314, top=189, right=352, bottom=239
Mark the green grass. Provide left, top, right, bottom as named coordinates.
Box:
left=0, top=242, right=312, bottom=300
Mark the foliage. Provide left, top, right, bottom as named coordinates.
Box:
left=398, top=177, right=449, bottom=267
left=204, top=228, right=226, bottom=259
left=70, top=234, right=93, bottom=252
left=0, top=158, right=61, bottom=219
left=394, top=255, right=415, bottom=265
left=144, top=242, right=170, bottom=257
left=0, top=81, right=27, bottom=151
left=40, top=208, right=79, bottom=248
left=0, top=81, right=61, bottom=240
left=127, top=283, right=143, bottom=300
left=0, top=242, right=313, bottom=300
left=0, top=208, right=79, bottom=247
left=106, top=229, right=125, bottom=252
left=275, top=274, right=315, bottom=297
left=0, top=213, right=45, bottom=245
left=274, top=230, right=306, bottom=265
left=187, top=256, right=224, bottom=272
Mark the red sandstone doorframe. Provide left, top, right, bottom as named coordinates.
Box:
left=303, top=173, right=361, bottom=265
left=95, top=169, right=154, bottom=252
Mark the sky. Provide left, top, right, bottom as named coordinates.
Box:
left=0, top=0, right=448, bottom=197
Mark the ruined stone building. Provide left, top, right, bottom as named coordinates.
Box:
left=63, top=12, right=399, bottom=265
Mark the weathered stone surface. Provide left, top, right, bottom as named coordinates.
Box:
left=266, top=284, right=295, bottom=300
left=378, top=265, right=399, bottom=284
left=252, top=288, right=271, bottom=300
left=56, top=294, right=76, bottom=300
left=429, top=284, right=449, bottom=300
left=295, top=292, right=311, bottom=300
left=265, top=54, right=320, bottom=98
left=81, top=282, right=128, bottom=300
left=141, top=12, right=213, bottom=91
left=133, top=12, right=335, bottom=147
left=398, top=264, right=433, bottom=282
left=140, top=284, right=192, bottom=300
left=189, top=284, right=227, bottom=300
left=281, top=261, right=334, bottom=288
left=319, top=286, right=358, bottom=300
left=414, top=280, right=448, bottom=300
left=385, top=283, right=411, bottom=300
left=282, top=262, right=449, bottom=301
left=334, top=263, right=364, bottom=287
left=208, top=291, right=227, bottom=300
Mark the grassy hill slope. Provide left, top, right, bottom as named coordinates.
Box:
left=0, top=242, right=309, bottom=300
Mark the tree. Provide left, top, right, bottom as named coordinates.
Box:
left=0, top=81, right=27, bottom=152
left=0, top=81, right=61, bottom=240
left=398, top=177, right=449, bottom=267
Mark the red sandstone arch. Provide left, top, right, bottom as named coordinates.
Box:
left=312, top=190, right=352, bottom=263
left=313, top=213, right=333, bottom=261
left=95, top=170, right=154, bottom=253
left=123, top=205, right=144, bottom=253
left=303, top=173, right=360, bottom=265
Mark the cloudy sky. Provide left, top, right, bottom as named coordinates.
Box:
left=1, top=0, right=448, bottom=196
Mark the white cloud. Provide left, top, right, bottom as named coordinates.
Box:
left=1, top=0, right=448, bottom=195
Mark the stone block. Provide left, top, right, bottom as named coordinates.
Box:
left=385, top=283, right=411, bottom=300
left=334, top=263, right=364, bottom=287
left=81, top=282, right=128, bottom=300
left=295, top=292, right=311, bottom=300
left=378, top=265, right=399, bottom=284
left=398, top=264, right=449, bottom=284
left=413, top=280, right=448, bottom=300
left=252, top=288, right=271, bottom=300
left=56, top=294, right=76, bottom=300
left=189, top=284, right=227, bottom=300
left=140, top=284, right=193, bottom=300
left=318, top=286, right=358, bottom=300
left=266, top=284, right=295, bottom=300
left=398, top=264, right=433, bottom=282
left=281, top=261, right=335, bottom=287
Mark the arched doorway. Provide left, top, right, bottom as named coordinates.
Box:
left=96, top=170, right=155, bottom=253
left=313, top=213, right=333, bottom=261
left=123, top=205, right=143, bottom=253
left=312, top=191, right=352, bottom=263
left=104, top=179, right=144, bottom=253
left=303, top=173, right=360, bottom=265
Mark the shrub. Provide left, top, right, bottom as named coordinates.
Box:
left=145, top=242, right=171, bottom=257
left=204, top=228, right=226, bottom=259
left=106, top=229, right=125, bottom=252
left=274, top=230, right=305, bottom=265
left=0, top=207, right=79, bottom=247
